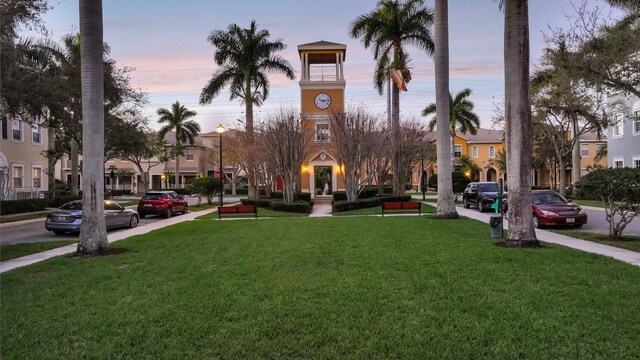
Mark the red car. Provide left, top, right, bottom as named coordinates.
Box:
left=137, top=191, right=188, bottom=219
left=504, top=190, right=587, bottom=229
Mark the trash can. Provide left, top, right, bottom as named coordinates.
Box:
left=489, top=214, right=503, bottom=238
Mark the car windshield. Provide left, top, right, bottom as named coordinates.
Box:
left=143, top=194, right=166, bottom=200
left=478, top=183, right=498, bottom=193
left=60, top=202, right=82, bottom=210
left=533, top=193, right=567, bottom=205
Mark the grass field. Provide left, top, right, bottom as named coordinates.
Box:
left=552, top=229, right=640, bottom=252
left=572, top=199, right=604, bottom=208
left=2, top=217, right=640, bottom=358
left=0, top=240, right=77, bottom=261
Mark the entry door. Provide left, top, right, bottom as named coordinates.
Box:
left=314, top=166, right=333, bottom=197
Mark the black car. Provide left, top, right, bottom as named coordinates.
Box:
left=463, top=182, right=506, bottom=212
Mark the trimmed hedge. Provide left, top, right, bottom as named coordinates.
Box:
left=111, top=190, right=132, bottom=196
left=240, top=197, right=312, bottom=213
left=332, top=195, right=412, bottom=212
left=225, top=188, right=248, bottom=195
left=270, top=192, right=312, bottom=202
left=333, top=187, right=398, bottom=202
left=0, top=195, right=83, bottom=216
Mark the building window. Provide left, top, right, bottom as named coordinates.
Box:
left=613, top=113, right=624, bottom=137
left=634, top=110, right=640, bottom=135
left=454, top=144, right=462, bottom=157
left=32, top=166, right=42, bottom=188
left=613, top=158, right=624, bottom=168
left=32, top=122, right=42, bottom=144
left=633, top=157, right=640, bottom=169
left=12, top=119, right=23, bottom=141
left=581, top=144, right=589, bottom=157
left=1, top=117, right=7, bottom=139
left=186, top=149, right=194, bottom=161
left=472, top=146, right=478, bottom=158
left=12, top=165, right=24, bottom=188
left=316, top=123, right=329, bottom=142
left=489, top=146, right=496, bottom=158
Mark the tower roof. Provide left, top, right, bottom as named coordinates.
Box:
left=298, top=40, right=347, bottom=61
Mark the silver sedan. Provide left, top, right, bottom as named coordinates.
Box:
left=45, top=200, right=139, bottom=235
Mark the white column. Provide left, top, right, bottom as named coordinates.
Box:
left=340, top=52, right=344, bottom=79
left=304, top=53, right=309, bottom=80
left=335, top=53, right=340, bottom=79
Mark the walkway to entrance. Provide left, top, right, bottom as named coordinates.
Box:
left=309, top=199, right=332, bottom=217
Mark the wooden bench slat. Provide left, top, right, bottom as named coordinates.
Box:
left=218, top=205, right=258, bottom=218
left=381, top=201, right=421, bottom=216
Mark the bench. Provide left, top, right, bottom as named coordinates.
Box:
left=381, top=201, right=421, bottom=217
left=217, top=205, right=258, bottom=219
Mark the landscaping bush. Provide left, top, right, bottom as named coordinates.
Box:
left=333, top=191, right=347, bottom=202
left=163, top=188, right=191, bottom=195
left=332, top=195, right=411, bottom=212
left=269, top=200, right=312, bottom=213
left=270, top=192, right=311, bottom=202
left=186, top=177, right=222, bottom=204
left=574, top=168, right=640, bottom=240
left=240, top=198, right=273, bottom=207
left=225, top=188, right=248, bottom=195
left=111, top=190, right=132, bottom=196
left=1, top=199, right=50, bottom=215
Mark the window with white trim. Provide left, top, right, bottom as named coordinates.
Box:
left=12, top=119, right=23, bottom=141
left=32, top=121, right=42, bottom=144
left=580, top=144, right=589, bottom=157
left=472, top=146, right=478, bottom=158
left=633, top=157, right=640, bottom=169
left=186, top=149, right=194, bottom=161
left=454, top=144, right=462, bottom=157
left=612, top=113, right=624, bottom=137
left=613, top=158, right=624, bottom=168
left=12, top=165, right=24, bottom=188
left=32, top=165, right=42, bottom=188
left=489, top=146, right=496, bottom=158
left=634, top=110, right=640, bottom=135
left=316, top=123, right=329, bottom=142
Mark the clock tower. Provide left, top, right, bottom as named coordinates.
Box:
left=298, top=41, right=346, bottom=198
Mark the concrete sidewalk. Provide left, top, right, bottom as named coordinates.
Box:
left=427, top=202, right=640, bottom=267
left=0, top=207, right=216, bottom=273
left=309, top=199, right=332, bottom=217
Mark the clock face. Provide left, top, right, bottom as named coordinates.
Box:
left=314, top=93, right=331, bottom=110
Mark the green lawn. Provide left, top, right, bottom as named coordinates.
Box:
left=552, top=229, right=640, bottom=252
left=0, top=212, right=49, bottom=224
left=1, top=240, right=77, bottom=261
left=572, top=199, right=604, bottom=208
left=2, top=216, right=640, bottom=358
left=196, top=207, right=308, bottom=219
left=334, top=203, right=436, bottom=216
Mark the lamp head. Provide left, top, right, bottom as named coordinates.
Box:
left=216, top=124, right=225, bottom=134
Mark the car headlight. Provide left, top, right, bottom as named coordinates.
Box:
left=578, top=208, right=586, bottom=215
left=539, top=209, right=558, bottom=216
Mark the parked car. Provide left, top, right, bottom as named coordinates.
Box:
left=137, top=191, right=188, bottom=219
left=45, top=200, right=139, bottom=235
left=503, top=190, right=587, bottom=229
left=463, top=182, right=506, bottom=212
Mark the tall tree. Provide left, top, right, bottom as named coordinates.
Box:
left=157, top=101, right=200, bottom=188
left=77, top=0, right=108, bottom=254
left=500, top=0, right=538, bottom=246
left=199, top=20, right=295, bottom=198
left=423, top=87, right=480, bottom=166
left=349, top=0, right=435, bottom=196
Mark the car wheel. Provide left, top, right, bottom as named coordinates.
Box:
left=533, top=215, right=542, bottom=229
left=479, top=200, right=487, bottom=212
left=183, top=205, right=188, bottom=214
left=53, top=230, right=66, bottom=235
left=165, top=208, right=172, bottom=218
left=139, top=213, right=146, bottom=219
left=463, top=198, right=470, bottom=209
left=129, top=215, right=139, bottom=228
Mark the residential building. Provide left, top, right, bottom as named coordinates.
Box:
left=0, top=116, right=49, bottom=200
left=608, top=94, right=640, bottom=169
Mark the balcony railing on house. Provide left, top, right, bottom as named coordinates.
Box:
left=1, top=187, right=47, bottom=201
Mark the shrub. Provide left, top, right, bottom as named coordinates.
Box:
left=225, top=188, right=248, bottom=195
left=270, top=200, right=312, bottom=213
left=187, top=177, right=222, bottom=204
left=111, top=190, right=132, bottom=196
left=332, top=195, right=411, bottom=212
left=333, top=191, right=347, bottom=202
left=427, top=174, right=438, bottom=189
left=270, top=192, right=311, bottom=202
left=452, top=171, right=471, bottom=201
left=574, top=168, right=640, bottom=240
left=49, top=195, right=83, bottom=208
left=1, top=199, right=50, bottom=215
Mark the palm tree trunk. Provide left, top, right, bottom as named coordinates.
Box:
left=77, top=0, right=108, bottom=254
left=47, top=126, right=56, bottom=197
left=435, top=0, right=457, bottom=218
left=391, top=76, right=402, bottom=196
left=174, top=142, right=180, bottom=189
left=504, top=0, right=537, bottom=246
left=245, top=85, right=257, bottom=199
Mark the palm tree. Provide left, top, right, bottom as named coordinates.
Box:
left=77, top=0, right=108, bottom=254
left=423, top=87, right=480, bottom=165
left=157, top=102, right=200, bottom=188
left=199, top=20, right=295, bottom=137
left=349, top=0, right=435, bottom=196
left=499, top=0, right=538, bottom=246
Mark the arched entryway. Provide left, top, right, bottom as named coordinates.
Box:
left=486, top=168, right=497, bottom=182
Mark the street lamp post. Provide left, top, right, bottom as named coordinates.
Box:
left=216, top=124, right=225, bottom=205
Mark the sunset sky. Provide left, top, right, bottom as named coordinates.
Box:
left=23, top=0, right=622, bottom=133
